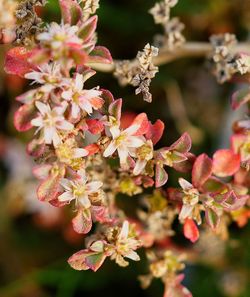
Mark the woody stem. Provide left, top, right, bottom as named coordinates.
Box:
left=89, top=41, right=250, bottom=73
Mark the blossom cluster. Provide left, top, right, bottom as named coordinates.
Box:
left=2, top=0, right=250, bottom=297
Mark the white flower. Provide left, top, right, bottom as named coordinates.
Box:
left=31, top=101, right=73, bottom=146
left=62, top=73, right=103, bottom=118
left=133, top=140, right=154, bottom=175
left=37, top=22, right=83, bottom=50
left=58, top=170, right=103, bottom=208
left=112, top=221, right=141, bottom=267
left=178, top=178, right=199, bottom=221
left=103, top=124, right=145, bottom=166
left=25, top=63, right=66, bottom=93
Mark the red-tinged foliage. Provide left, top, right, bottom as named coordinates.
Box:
left=86, top=119, right=104, bottom=134
left=72, top=209, right=92, bottom=234
left=59, top=0, right=82, bottom=26
left=146, top=119, right=165, bottom=145
left=131, top=113, right=150, bottom=136
left=68, top=249, right=107, bottom=272
left=183, top=218, right=199, bottom=243
left=120, top=112, right=137, bottom=129
left=14, top=104, right=36, bottom=132
left=108, top=99, right=122, bottom=121
left=155, top=165, right=168, bottom=188
left=212, top=149, right=241, bottom=177
left=170, top=132, right=192, bottom=153
left=4, top=47, right=34, bottom=77
left=88, top=46, right=113, bottom=64
left=26, top=139, right=46, bottom=157
left=84, top=143, right=100, bottom=155
left=192, top=154, right=213, bottom=189
left=78, top=16, right=98, bottom=42
left=37, top=174, right=63, bottom=202
left=231, top=87, right=250, bottom=110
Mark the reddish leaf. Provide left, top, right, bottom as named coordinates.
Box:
left=170, top=132, right=192, bottom=153
left=202, top=177, right=226, bottom=193
left=183, top=218, right=199, bottom=243
left=27, top=139, right=46, bottom=157
left=29, top=48, right=50, bottom=65
left=72, top=209, right=92, bottom=234
left=33, top=164, right=52, bottom=180
left=173, top=153, right=196, bottom=173
left=146, top=119, right=165, bottom=145
left=86, top=119, right=104, bottom=134
left=219, top=191, right=248, bottom=211
left=212, top=149, right=241, bottom=177
left=70, top=47, right=88, bottom=65
left=37, top=174, right=62, bottom=202
left=78, top=16, right=97, bottom=42
left=155, top=165, right=168, bottom=188
left=88, top=46, right=113, bottom=64
left=205, top=208, right=220, bottom=229
left=192, top=154, right=213, bottom=188
left=108, top=99, right=122, bottom=120
left=84, top=144, right=100, bottom=155
left=4, top=47, right=33, bottom=77
left=14, top=104, right=37, bottom=132
left=59, top=0, right=82, bottom=25
left=231, top=87, right=250, bottom=110
left=131, top=113, right=149, bottom=136
left=68, top=250, right=106, bottom=272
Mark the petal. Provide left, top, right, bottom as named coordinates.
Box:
left=60, top=178, right=72, bottom=191
left=117, top=146, right=129, bottom=164
left=31, top=117, right=43, bottom=127
left=119, top=221, right=129, bottom=240
left=86, top=181, right=103, bottom=193
left=75, top=73, right=84, bottom=90
left=53, top=131, right=62, bottom=147
left=62, top=90, right=73, bottom=101
left=73, top=148, right=89, bottom=158
left=79, top=195, right=91, bottom=208
left=133, top=159, right=147, bottom=175
left=56, top=120, right=74, bottom=130
left=125, top=250, right=140, bottom=261
left=179, top=205, right=194, bottom=221
left=103, top=141, right=117, bottom=157
left=127, top=136, right=145, bottom=148
left=58, top=191, right=74, bottom=202
left=178, top=178, right=193, bottom=191
left=35, top=101, right=50, bottom=115
left=44, top=126, right=55, bottom=144
left=71, top=103, right=80, bottom=118
left=110, top=126, right=121, bottom=139
left=79, top=99, right=93, bottom=114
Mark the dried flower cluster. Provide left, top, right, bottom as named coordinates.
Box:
left=114, top=44, right=159, bottom=102
left=15, top=0, right=47, bottom=45
left=1, top=1, right=249, bottom=297
left=210, top=33, right=250, bottom=83
left=150, top=0, right=185, bottom=51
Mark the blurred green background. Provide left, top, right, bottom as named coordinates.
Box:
left=0, top=0, right=249, bottom=296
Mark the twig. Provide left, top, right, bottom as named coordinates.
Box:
left=89, top=42, right=250, bottom=73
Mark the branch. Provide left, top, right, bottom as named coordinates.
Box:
left=89, top=41, right=250, bottom=73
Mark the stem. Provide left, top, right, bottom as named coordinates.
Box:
left=89, top=42, right=250, bottom=73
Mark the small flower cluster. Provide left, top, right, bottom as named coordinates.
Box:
left=150, top=0, right=186, bottom=51
left=114, top=43, right=159, bottom=102
left=139, top=250, right=191, bottom=297
left=2, top=1, right=250, bottom=297
left=15, top=0, right=47, bottom=45
left=210, top=33, right=250, bottom=83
